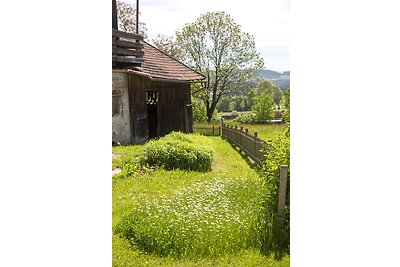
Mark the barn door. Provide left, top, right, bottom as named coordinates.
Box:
left=127, top=73, right=149, bottom=144
left=146, top=91, right=158, bottom=138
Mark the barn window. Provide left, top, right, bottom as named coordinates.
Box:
left=146, top=91, right=158, bottom=105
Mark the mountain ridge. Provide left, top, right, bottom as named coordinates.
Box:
left=257, top=69, right=290, bottom=91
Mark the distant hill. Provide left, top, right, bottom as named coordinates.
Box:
left=257, top=69, right=290, bottom=91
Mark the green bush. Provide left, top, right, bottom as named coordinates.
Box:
left=142, top=132, right=213, bottom=172
left=234, top=113, right=257, bottom=124
left=252, top=92, right=274, bottom=123
left=192, top=97, right=208, bottom=122
left=115, top=160, right=156, bottom=179
left=261, top=125, right=290, bottom=258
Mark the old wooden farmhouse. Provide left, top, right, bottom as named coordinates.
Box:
left=112, top=2, right=205, bottom=145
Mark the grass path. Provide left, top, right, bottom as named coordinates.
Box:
left=112, top=136, right=289, bottom=266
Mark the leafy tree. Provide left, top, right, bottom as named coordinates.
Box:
left=152, top=34, right=183, bottom=61
left=272, top=87, right=283, bottom=108
left=282, top=88, right=290, bottom=122
left=191, top=96, right=208, bottom=122
left=216, top=96, right=231, bottom=112
left=176, top=11, right=264, bottom=122
left=252, top=91, right=274, bottom=123
left=253, top=78, right=282, bottom=107
left=116, top=0, right=147, bottom=38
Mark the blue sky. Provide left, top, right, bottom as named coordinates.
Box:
left=128, top=0, right=290, bottom=72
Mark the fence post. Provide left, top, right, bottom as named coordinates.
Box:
left=218, top=126, right=221, bottom=136
left=254, top=131, right=258, bottom=163
left=276, top=165, right=289, bottom=224
left=212, top=125, right=215, bottom=136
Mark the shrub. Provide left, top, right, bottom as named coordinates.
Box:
left=261, top=125, right=290, bottom=258
left=252, top=92, right=274, bottom=123
left=142, top=132, right=213, bottom=172
left=234, top=113, right=257, bottom=124
left=192, top=97, right=208, bottom=122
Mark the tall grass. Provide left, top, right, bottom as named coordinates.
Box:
left=116, top=177, right=266, bottom=258
left=261, top=125, right=290, bottom=258
left=112, top=134, right=290, bottom=266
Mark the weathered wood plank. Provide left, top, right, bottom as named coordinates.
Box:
left=112, top=38, right=144, bottom=49
left=112, top=55, right=145, bottom=64
left=221, top=124, right=265, bottom=165
left=112, top=29, right=143, bottom=41
left=113, top=47, right=144, bottom=57
left=277, top=165, right=288, bottom=219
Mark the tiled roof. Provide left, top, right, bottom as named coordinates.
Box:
left=140, top=41, right=205, bottom=82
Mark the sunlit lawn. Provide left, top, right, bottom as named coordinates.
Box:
left=112, top=136, right=289, bottom=266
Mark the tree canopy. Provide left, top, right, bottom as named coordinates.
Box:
left=253, top=78, right=283, bottom=108
left=176, top=11, right=264, bottom=122
left=152, top=34, right=183, bottom=61
left=116, top=0, right=147, bottom=38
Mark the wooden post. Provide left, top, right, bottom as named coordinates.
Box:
left=112, top=0, right=118, bottom=30
left=234, top=126, right=238, bottom=142
left=219, top=126, right=221, bottom=136
left=254, top=131, right=258, bottom=163
left=136, top=0, right=139, bottom=35
left=212, top=125, right=215, bottom=136
left=277, top=165, right=289, bottom=223
left=240, top=126, right=243, bottom=131
left=245, top=128, right=249, bottom=135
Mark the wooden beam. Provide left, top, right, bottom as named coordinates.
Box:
left=113, top=47, right=144, bottom=57
left=112, top=55, right=145, bottom=64
left=112, top=0, right=118, bottom=30
left=112, top=29, right=143, bottom=41
left=112, top=38, right=144, bottom=49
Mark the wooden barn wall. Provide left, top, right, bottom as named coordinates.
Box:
left=128, top=73, right=150, bottom=144
left=151, top=80, right=193, bottom=137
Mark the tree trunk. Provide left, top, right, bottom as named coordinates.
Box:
left=206, top=100, right=217, bottom=122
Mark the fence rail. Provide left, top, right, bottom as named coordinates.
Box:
left=221, top=124, right=266, bottom=165
left=112, top=29, right=144, bottom=67
left=222, top=124, right=289, bottom=228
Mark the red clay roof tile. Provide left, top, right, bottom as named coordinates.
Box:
left=140, top=41, right=205, bottom=82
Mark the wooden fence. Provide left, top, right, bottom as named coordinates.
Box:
left=221, top=124, right=267, bottom=165
left=193, top=125, right=221, bottom=136
left=221, top=124, right=289, bottom=227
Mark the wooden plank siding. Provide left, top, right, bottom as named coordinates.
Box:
left=151, top=80, right=193, bottom=137
left=128, top=73, right=150, bottom=144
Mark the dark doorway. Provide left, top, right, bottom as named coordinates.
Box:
left=146, top=91, right=158, bottom=138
